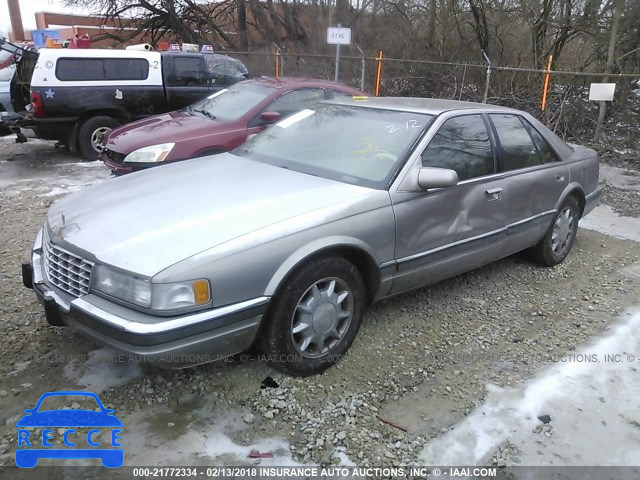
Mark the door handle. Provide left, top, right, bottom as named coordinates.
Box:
left=485, top=187, right=503, bottom=201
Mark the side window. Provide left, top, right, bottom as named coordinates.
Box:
left=265, top=89, right=326, bottom=117
left=520, top=118, right=559, bottom=163
left=421, top=114, right=494, bottom=181
left=56, top=58, right=105, bottom=81
left=104, top=58, right=149, bottom=81
left=491, top=114, right=543, bottom=171
left=169, top=57, right=204, bottom=86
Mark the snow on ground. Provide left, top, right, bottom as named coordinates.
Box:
left=63, top=348, right=142, bottom=394
left=579, top=205, right=640, bottom=243
left=419, top=309, right=640, bottom=467
left=123, top=406, right=307, bottom=467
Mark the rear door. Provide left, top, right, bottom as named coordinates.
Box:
left=165, top=55, right=212, bottom=110
left=488, top=113, right=570, bottom=254
left=390, top=113, right=508, bottom=294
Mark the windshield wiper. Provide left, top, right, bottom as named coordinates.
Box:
left=193, top=108, right=216, bottom=120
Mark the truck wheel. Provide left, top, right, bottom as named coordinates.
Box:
left=259, top=255, right=366, bottom=376
left=78, top=116, right=120, bottom=160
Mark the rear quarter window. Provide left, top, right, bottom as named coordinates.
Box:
left=55, top=58, right=149, bottom=81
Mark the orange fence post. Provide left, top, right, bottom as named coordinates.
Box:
left=540, top=54, right=553, bottom=111
left=374, top=51, right=383, bottom=96
left=274, top=48, right=281, bottom=78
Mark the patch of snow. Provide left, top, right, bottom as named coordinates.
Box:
left=419, top=310, right=640, bottom=466
left=69, top=160, right=109, bottom=168
left=600, top=164, right=640, bottom=191
left=124, top=408, right=308, bottom=467
left=580, top=205, right=640, bottom=243
left=63, top=348, right=142, bottom=394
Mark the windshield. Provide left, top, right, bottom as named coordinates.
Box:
left=234, top=104, right=433, bottom=189
left=187, top=83, right=274, bottom=122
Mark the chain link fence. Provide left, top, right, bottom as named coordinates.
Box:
left=228, top=49, right=639, bottom=147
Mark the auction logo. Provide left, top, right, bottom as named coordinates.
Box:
left=15, top=391, right=123, bottom=468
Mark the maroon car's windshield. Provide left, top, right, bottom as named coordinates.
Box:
left=186, top=83, right=275, bottom=122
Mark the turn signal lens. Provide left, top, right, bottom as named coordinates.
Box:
left=193, top=280, right=211, bottom=305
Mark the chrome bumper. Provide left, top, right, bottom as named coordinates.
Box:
left=24, top=229, right=267, bottom=368
left=583, top=186, right=603, bottom=217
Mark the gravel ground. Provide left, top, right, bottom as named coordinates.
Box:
left=1, top=137, right=639, bottom=477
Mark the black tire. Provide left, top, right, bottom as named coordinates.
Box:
left=78, top=116, right=120, bottom=160
left=260, top=255, right=366, bottom=376
left=530, top=195, right=580, bottom=267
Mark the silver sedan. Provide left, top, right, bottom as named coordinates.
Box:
left=23, top=97, right=602, bottom=376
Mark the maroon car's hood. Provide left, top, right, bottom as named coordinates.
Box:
left=105, top=111, right=229, bottom=155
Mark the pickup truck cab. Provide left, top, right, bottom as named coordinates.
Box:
left=28, top=48, right=249, bottom=159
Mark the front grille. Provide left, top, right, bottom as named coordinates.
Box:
left=104, top=149, right=125, bottom=164
left=43, top=231, right=93, bottom=297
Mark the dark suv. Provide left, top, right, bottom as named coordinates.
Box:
left=27, top=48, right=249, bottom=159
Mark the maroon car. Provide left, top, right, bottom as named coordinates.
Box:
left=101, top=77, right=363, bottom=174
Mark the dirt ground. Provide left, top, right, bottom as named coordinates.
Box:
left=1, top=136, right=639, bottom=478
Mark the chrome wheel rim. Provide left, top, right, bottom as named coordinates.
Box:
left=91, top=127, right=112, bottom=153
left=291, top=277, right=354, bottom=359
left=552, top=207, right=575, bottom=255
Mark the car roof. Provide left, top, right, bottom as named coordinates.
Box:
left=243, top=76, right=363, bottom=92
left=37, top=48, right=162, bottom=60
left=326, top=96, right=519, bottom=115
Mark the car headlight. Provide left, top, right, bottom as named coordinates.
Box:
left=123, top=143, right=175, bottom=164
left=92, top=265, right=151, bottom=308
left=92, top=265, right=211, bottom=312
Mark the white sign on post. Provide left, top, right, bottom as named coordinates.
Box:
left=589, top=83, right=616, bottom=101
left=327, top=27, right=352, bottom=45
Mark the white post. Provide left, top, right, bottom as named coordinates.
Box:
left=334, top=24, right=342, bottom=83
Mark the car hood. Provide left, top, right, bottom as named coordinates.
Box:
left=47, top=154, right=380, bottom=277
left=105, top=111, right=228, bottom=154
left=16, top=410, right=123, bottom=427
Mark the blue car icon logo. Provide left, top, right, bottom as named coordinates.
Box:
left=16, top=391, right=123, bottom=468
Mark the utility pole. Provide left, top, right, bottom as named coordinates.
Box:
left=7, top=0, right=25, bottom=41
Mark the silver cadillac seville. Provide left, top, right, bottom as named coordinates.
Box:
left=23, top=98, right=601, bottom=376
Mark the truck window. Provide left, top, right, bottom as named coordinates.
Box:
left=56, top=58, right=104, bottom=81
left=169, top=57, right=204, bottom=86
left=56, top=58, right=149, bottom=81
left=104, top=59, right=149, bottom=81
left=206, top=57, right=248, bottom=86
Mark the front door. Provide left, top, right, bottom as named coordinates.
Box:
left=246, top=88, right=327, bottom=137
left=165, top=56, right=213, bottom=110
left=390, top=113, right=508, bottom=294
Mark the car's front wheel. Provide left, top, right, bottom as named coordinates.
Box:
left=531, top=195, right=580, bottom=267
left=260, top=255, right=366, bottom=376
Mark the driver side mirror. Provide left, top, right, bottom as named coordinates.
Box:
left=417, top=167, right=458, bottom=189
left=260, top=111, right=281, bottom=125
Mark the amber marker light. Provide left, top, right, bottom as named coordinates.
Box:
left=193, top=280, right=211, bottom=305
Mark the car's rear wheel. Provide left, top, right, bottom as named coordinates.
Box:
left=78, top=116, right=120, bottom=161
left=259, top=255, right=366, bottom=376
left=530, top=195, right=580, bottom=267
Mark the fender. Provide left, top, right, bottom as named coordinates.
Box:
left=555, top=182, right=586, bottom=217
left=264, top=235, right=384, bottom=299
